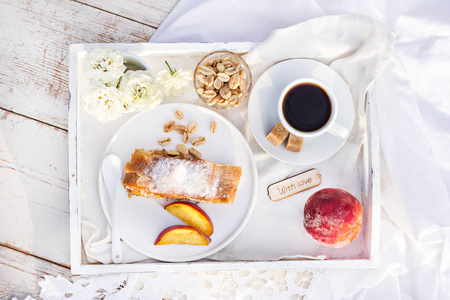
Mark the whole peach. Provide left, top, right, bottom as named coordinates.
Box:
left=303, top=188, right=363, bottom=248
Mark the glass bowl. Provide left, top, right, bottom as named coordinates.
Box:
left=193, top=50, right=252, bottom=109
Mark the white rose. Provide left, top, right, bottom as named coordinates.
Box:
left=83, top=84, right=125, bottom=122
left=83, top=48, right=126, bottom=85
left=119, top=70, right=163, bottom=112
left=157, top=61, right=193, bottom=97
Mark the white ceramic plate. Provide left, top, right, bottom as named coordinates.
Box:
left=98, top=103, right=258, bottom=262
left=248, top=59, right=354, bottom=165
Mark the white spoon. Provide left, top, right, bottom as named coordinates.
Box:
left=102, top=154, right=123, bottom=264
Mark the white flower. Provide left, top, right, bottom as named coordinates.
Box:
left=119, top=70, right=163, bottom=112
left=83, top=84, right=125, bottom=122
left=157, top=61, right=193, bottom=97
left=83, top=48, right=126, bottom=85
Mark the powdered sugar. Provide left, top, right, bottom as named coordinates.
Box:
left=143, top=156, right=219, bottom=199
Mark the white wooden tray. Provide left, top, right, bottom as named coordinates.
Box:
left=68, top=43, right=379, bottom=274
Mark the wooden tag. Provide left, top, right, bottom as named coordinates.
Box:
left=268, top=169, right=322, bottom=201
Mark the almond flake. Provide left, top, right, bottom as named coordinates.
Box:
left=157, top=137, right=171, bottom=146
left=163, top=120, right=176, bottom=132
left=188, top=147, right=202, bottom=159
left=210, top=121, right=217, bottom=133
left=167, top=150, right=181, bottom=156
left=174, top=125, right=187, bottom=134
left=175, top=110, right=184, bottom=120
left=183, top=131, right=191, bottom=144
left=192, top=137, right=206, bottom=146
left=177, top=144, right=189, bottom=157
left=188, top=122, right=199, bottom=134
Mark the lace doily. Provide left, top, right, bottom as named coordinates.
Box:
left=35, top=269, right=318, bottom=300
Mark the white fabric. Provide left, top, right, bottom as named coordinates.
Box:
left=42, top=1, right=450, bottom=299
left=81, top=220, right=149, bottom=264
left=149, top=0, right=450, bottom=299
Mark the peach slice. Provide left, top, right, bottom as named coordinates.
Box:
left=164, top=202, right=214, bottom=236
left=154, top=225, right=211, bottom=246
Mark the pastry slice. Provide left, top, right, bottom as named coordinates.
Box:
left=122, top=149, right=242, bottom=204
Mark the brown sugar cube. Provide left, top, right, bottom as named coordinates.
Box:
left=266, top=122, right=289, bottom=146
left=286, top=134, right=304, bottom=152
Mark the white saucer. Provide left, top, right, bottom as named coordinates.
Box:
left=248, top=59, right=354, bottom=165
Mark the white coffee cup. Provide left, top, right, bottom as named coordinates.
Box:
left=277, top=78, right=348, bottom=139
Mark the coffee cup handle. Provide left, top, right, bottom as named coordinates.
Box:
left=327, top=122, right=348, bottom=139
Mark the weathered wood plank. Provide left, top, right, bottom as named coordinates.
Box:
left=78, top=0, right=179, bottom=28
left=0, top=109, right=70, bottom=266
left=0, top=245, right=72, bottom=299
left=0, top=0, right=157, bottom=130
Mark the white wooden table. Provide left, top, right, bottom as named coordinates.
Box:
left=0, top=1, right=178, bottom=298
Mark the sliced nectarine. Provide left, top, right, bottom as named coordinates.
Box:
left=164, top=202, right=214, bottom=236
left=154, top=225, right=211, bottom=246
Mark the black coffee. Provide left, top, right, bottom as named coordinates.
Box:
left=282, top=83, right=332, bottom=132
